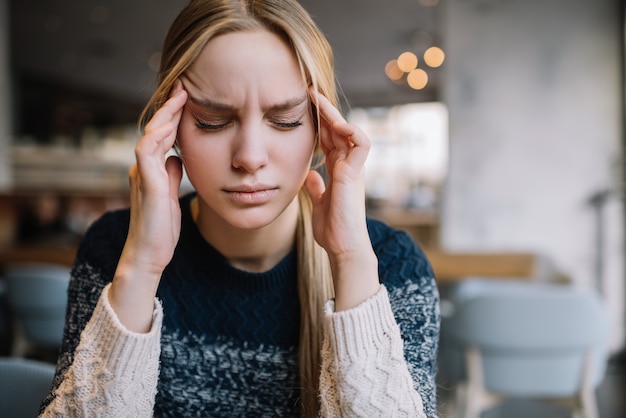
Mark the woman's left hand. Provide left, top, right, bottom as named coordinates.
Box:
left=304, top=89, right=380, bottom=311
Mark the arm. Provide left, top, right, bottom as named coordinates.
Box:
left=305, top=91, right=435, bottom=416
left=109, top=79, right=187, bottom=333
left=40, top=284, right=163, bottom=417
left=319, top=286, right=428, bottom=418
left=40, top=81, right=188, bottom=416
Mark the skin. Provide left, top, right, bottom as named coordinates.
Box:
left=109, top=29, right=380, bottom=333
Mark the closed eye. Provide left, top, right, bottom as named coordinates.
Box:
left=195, top=119, right=231, bottom=131
left=272, top=120, right=303, bottom=129
left=188, top=107, right=231, bottom=131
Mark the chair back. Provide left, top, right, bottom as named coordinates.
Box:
left=446, top=281, right=610, bottom=397
left=0, top=357, right=56, bottom=418
left=6, top=263, right=70, bottom=347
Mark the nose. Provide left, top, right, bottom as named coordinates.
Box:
left=231, top=122, right=269, bottom=173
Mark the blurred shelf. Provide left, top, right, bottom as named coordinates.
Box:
left=0, top=246, right=76, bottom=267
left=11, top=145, right=131, bottom=193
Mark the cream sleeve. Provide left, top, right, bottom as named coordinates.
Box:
left=40, top=283, right=163, bottom=418
left=319, top=285, right=427, bottom=418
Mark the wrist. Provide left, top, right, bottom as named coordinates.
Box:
left=109, top=251, right=163, bottom=333
left=329, top=248, right=380, bottom=312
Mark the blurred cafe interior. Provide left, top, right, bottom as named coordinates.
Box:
left=0, top=0, right=625, bottom=416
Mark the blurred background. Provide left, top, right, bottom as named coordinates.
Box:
left=0, top=0, right=624, bottom=416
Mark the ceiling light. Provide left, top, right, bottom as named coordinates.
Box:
left=407, top=69, right=428, bottom=90
left=397, top=52, right=418, bottom=73
left=424, top=46, right=445, bottom=68
left=385, top=59, right=404, bottom=81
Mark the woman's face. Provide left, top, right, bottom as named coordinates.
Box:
left=178, top=29, right=316, bottom=230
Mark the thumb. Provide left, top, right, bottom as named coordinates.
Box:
left=165, top=155, right=183, bottom=197
left=304, top=170, right=326, bottom=203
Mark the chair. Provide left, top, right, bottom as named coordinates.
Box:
left=439, top=279, right=611, bottom=418
left=5, top=263, right=71, bottom=357
left=0, top=357, right=56, bottom=417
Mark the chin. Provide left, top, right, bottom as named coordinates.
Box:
left=221, top=206, right=286, bottom=230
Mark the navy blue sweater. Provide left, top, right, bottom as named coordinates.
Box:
left=42, top=193, right=440, bottom=417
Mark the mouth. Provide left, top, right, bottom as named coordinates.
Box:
left=225, top=183, right=276, bottom=193
left=223, top=184, right=279, bottom=204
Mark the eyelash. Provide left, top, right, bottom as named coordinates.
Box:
left=195, top=120, right=230, bottom=131
left=274, top=120, right=303, bottom=129
left=194, top=118, right=303, bottom=131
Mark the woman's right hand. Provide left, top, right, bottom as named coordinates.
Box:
left=109, top=80, right=188, bottom=332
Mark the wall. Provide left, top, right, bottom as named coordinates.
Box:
left=0, top=0, right=11, bottom=190
left=441, top=0, right=624, bottom=350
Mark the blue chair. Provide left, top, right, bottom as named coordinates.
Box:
left=439, top=279, right=611, bottom=418
left=0, top=357, right=56, bottom=417
left=5, top=263, right=71, bottom=357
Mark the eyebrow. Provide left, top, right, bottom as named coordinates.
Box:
left=187, top=94, right=308, bottom=113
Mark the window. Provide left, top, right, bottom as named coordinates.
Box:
left=348, top=102, right=448, bottom=212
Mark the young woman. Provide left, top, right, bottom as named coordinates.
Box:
left=40, top=0, right=440, bottom=416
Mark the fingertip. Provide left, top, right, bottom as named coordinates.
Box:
left=175, top=86, right=188, bottom=100
left=128, top=163, right=139, bottom=178
left=127, top=164, right=140, bottom=188
left=165, top=154, right=183, bottom=172
left=165, top=155, right=183, bottom=191
left=304, top=170, right=325, bottom=200
left=170, top=79, right=187, bottom=100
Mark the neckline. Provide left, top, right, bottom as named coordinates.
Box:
left=177, top=192, right=297, bottom=279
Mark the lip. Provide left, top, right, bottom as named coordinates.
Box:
left=223, top=184, right=279, bottom=204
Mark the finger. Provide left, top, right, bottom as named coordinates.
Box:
left=137, top=121, right=178, bottom=158
left=165, top=155, right=183, bottom=197
left=309, top=89, right=346, bottom=150
left=318, top=118, right=333, bottom=157
left=137, top=80, right=187, bottom=169
left=311, top=90, right=358, bottom=155
left=127, top=163, right=143, bottom=217
left=341, top=125, right=371, bottom=170
left=309, top=89, right=346, bottom=125
left=304, top=170, right=326, bottom=203
left=133, top=131, right=179, bottom=199
left=331, top=122, right=370, bottom=150
left=144, top=87, right=187, bottom=134
left=171, top=79, right=184, bottom=96
left=128, top=163, right=141, bottom=195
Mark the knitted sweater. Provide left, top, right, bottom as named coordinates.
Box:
left=40, top=193, right=440, bottom=417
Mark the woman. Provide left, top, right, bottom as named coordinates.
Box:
left=40, top=0, right=440, bottom=416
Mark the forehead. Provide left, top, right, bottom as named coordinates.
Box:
left=183, top=29, right=306, bottom=108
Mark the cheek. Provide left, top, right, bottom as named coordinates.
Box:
left=282, top=129, right=316, bottom=171
left=176, top=127, right=215, bottom=181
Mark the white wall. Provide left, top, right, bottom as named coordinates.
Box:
left=0, top=0, right=12, bottom=190
left=441, top=0, right=624, bottom=350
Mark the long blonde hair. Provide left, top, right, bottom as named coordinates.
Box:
left=139, top=1, right=335, bottom=415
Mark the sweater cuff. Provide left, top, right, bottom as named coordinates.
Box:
left=324, top=285, right=401, bottom=358
left=79, top=283, right=163, bottom=372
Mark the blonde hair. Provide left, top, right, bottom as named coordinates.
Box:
left=139, top=1, right=335, bottom=415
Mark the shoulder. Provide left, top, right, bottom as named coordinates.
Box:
left=74, top=193, right=194, bottom=277
left=366, top=217, right=434, bottom=283
left=74, top=208, right=130, bottom=278
left=366, top=217, right=438, bottom=307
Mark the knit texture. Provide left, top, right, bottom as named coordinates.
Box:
left=44, top=286, right=162, bottom=417
left=320, top=288, right=427, bottom=417
left=39, top=193, right=440, bottom=417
